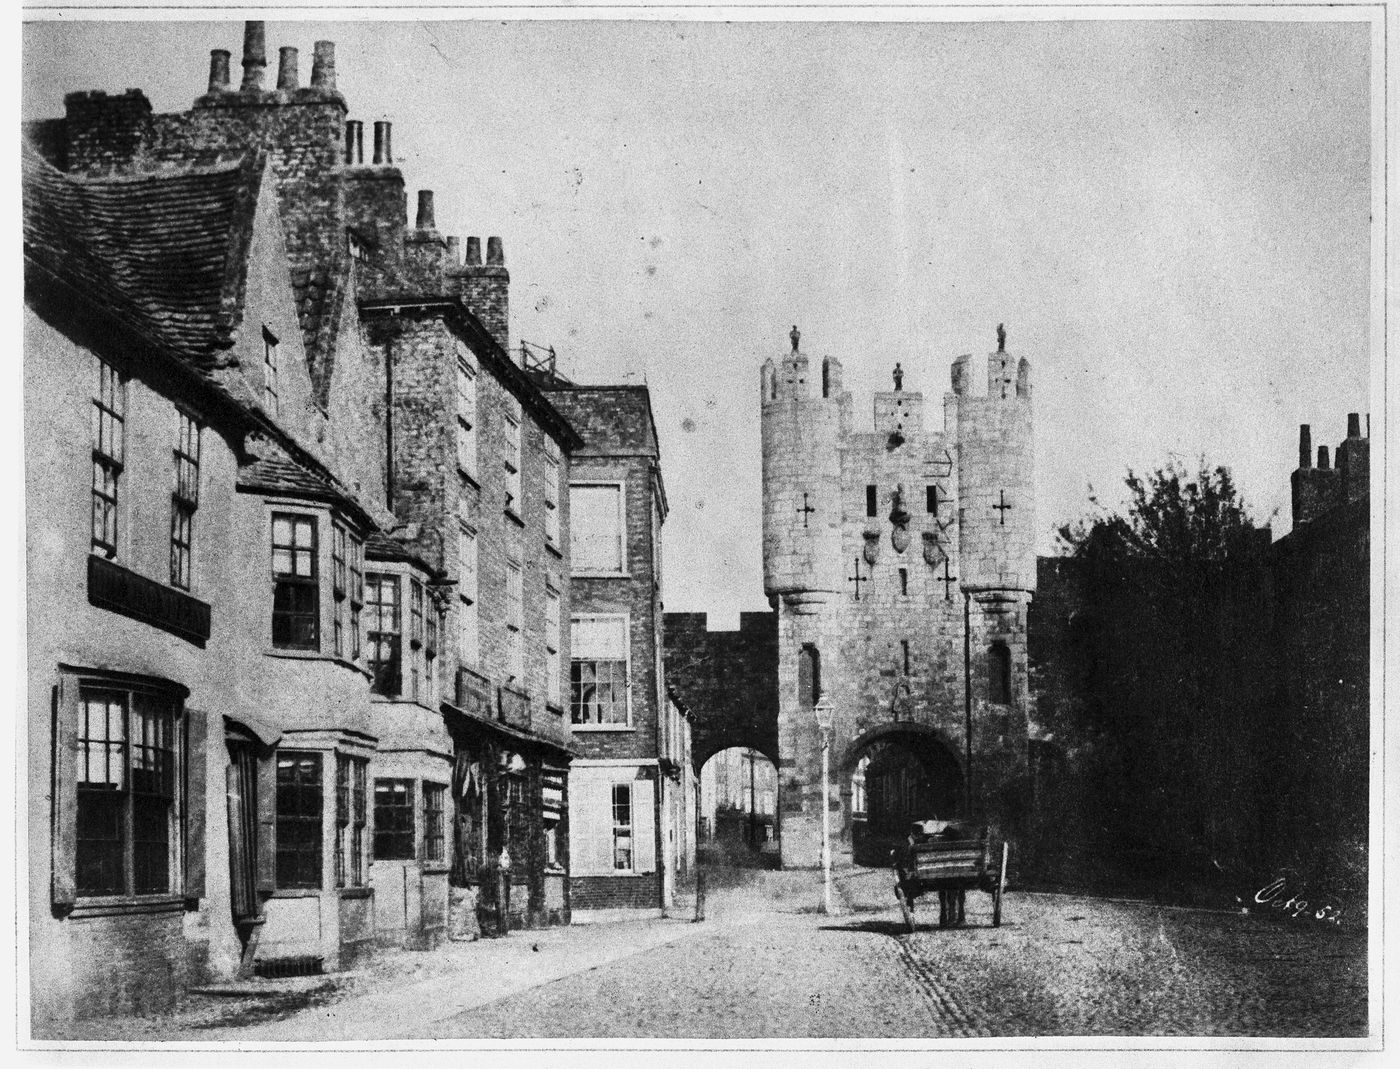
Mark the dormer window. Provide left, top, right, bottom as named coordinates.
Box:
left=263, top=325, right=280, bottom=416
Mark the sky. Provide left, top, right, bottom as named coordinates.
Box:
left=22, top=14, right=1375, bottom=622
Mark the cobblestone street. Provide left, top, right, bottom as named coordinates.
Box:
left=46, top=863, right=1368, bottom=1043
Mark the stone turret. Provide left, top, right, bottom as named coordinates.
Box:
left=760, top=326, right=846, bottom=613
left=948, top=326, right=1036, bottom=595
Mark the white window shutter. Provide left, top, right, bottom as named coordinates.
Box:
left=568, top=769, right=594, bottom=875
left=569, top=771, right=614, bottom=876
left=633, top=775, right=656, bottom=874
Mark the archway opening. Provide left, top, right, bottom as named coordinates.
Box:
left=846, top=731, right=963, bottom=867
left=698, top=746, right=778, bottom=867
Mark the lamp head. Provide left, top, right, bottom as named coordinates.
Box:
left=813, top=696, right=835, bottom=734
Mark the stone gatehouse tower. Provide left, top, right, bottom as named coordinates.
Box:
left=760, top=326, right=1035, bottom=868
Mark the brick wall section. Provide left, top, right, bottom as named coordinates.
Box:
left=365, top=313, right=572, bottom=745
left=543, top=386, right=665, bottom=764
left=569, top=875, right=660, bottom=910
left=449, top=259, right=510, bottom=352
left=664, top=611, right=779, bottom=765
left=567, top=458, right=662, bottom=761
left=60, top=90, right=154, bottom=174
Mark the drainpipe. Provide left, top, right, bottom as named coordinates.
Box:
left=963, top=591, right=973, bottom=816
left=384, top=339, right=395, bottom=507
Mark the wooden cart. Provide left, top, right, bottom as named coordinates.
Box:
left=890, top=821, right=1008, bottom=932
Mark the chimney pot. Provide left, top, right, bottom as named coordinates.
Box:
left=311, top=41, right=336, bottom=90
left=372, top=120, right=393, bottom=165
left=1298, top=424, right=1312, bottom=469
left=447, top=236, right=461, bottom=264
left=240, top=21, right=267, bottom=91
left=277, top=46, right=299, bottom=91
left=208, top=49, right=231, bottom=93
left=416, top=190, right=436, bottom=231
left=1318, top=445, right=1331, bottom=470
left=1347, top=412, right=1361, bottom=438
left=344, top=120, right=363, bottom=165
left=487, top=236, right=504, bottom=265
left=465, top=237, right=482, bottom=266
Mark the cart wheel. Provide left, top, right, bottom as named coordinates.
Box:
left=895, top=884, right=916, bottom=933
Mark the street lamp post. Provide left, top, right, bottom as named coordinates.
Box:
left=813, top=696, right=835, bottom=915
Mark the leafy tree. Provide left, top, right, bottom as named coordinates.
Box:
left=1036, top=458, right=1275, bottom=891
left=1057, top=458, right=1269, bottom=566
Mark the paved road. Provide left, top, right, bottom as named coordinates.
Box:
left=47, top=865, right=1368, bottom=1042
left=427, top=867, right=1368, bottom=1040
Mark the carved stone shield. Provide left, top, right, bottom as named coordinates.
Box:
left=922, top=530, right=946, bottom=567
left=862, top=531, right=880, bottom=566
left=892, top=525, right=911, bottom=554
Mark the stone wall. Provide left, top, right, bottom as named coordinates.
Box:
left=664, top=611, right=779, bottom=766
left=760, top=339, right=1035, bottom=868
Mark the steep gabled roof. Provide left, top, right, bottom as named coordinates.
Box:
left=22, top=142, right=259, bottom=370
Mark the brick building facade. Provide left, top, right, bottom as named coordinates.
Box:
left=536, top=382, right=688, bottom=917
left=24, top=21, right=588, bottom=1026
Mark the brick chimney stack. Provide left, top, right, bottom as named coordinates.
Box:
left=1337, top=412, right=1369, bottom=504
left=1298, top=424, right=1312, bottom=469
left=208, top=50, right=231, bottom=93
left=416, top=190, right=436, bottom=231
left=373, top=121, right=393, bottom=165
left=240, top=21, right=267, bottom=92
left=311, top=41, right=336, bottom=91
left=277, top=47, right=299, bottom=91
left=449, top=236, right=510, bottom=350
left=344, top=120, right=364, bottom=165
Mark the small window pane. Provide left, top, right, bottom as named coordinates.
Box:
left=374, top=779, right=416, bottom=860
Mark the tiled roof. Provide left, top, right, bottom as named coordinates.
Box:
left=22, top=143, right=255, bottom=369
left=237, top=437, right=343, bottom=500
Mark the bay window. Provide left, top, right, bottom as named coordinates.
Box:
left=275, top=752, right=321, bottom=889
left=374, top=778, right=416, bottom=861
left=271, top=514, right=318, bottom=650
left=366, top=573, right=402, bottom=697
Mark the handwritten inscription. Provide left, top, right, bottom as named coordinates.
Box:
left=1252, top=875, right=1345, bottom=925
